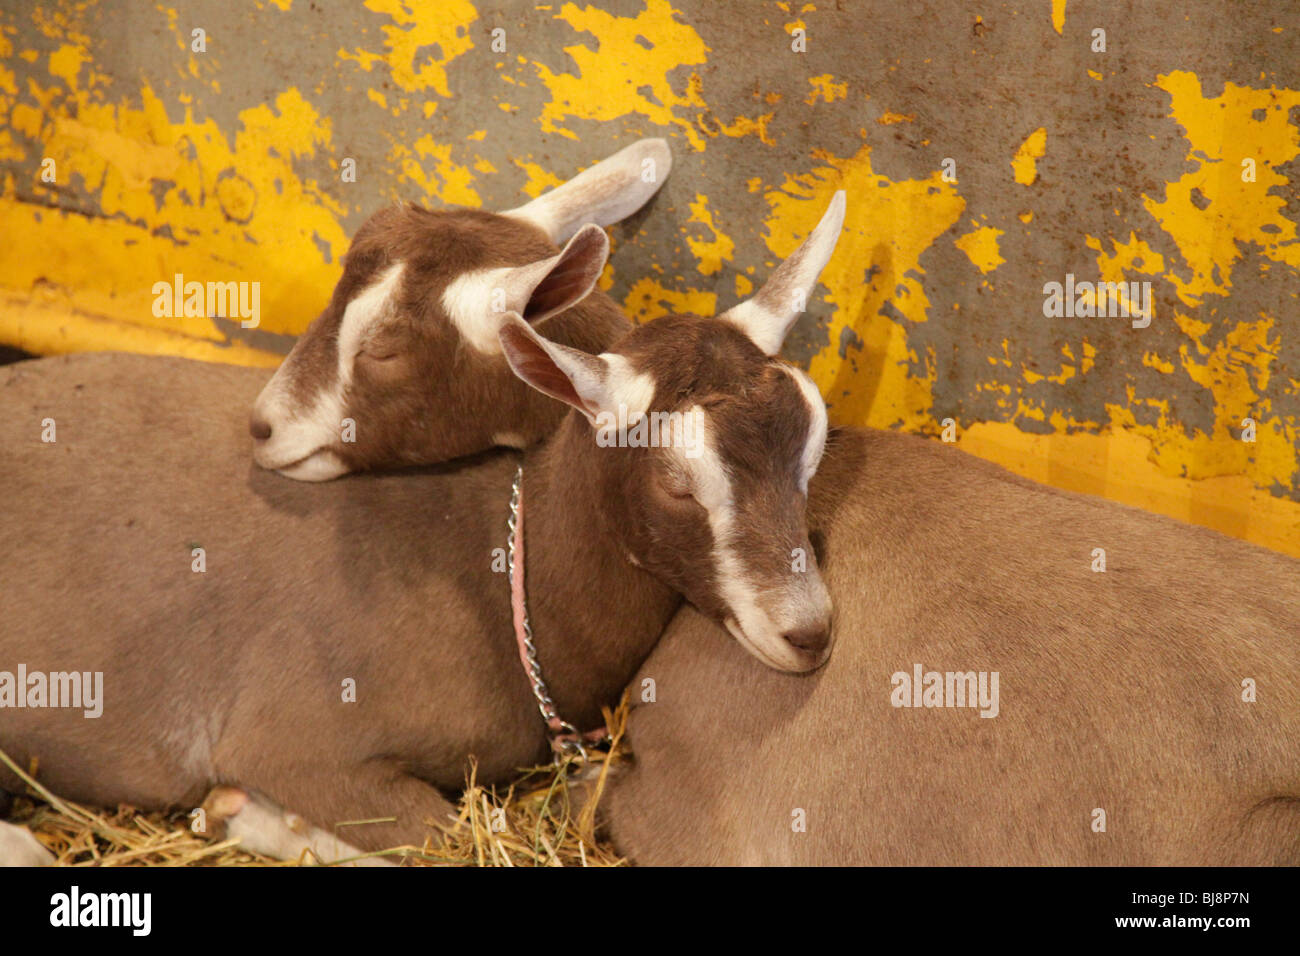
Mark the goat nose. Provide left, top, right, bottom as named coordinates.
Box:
left=249, top=414, right=272, bottom=442
left=782, top=622, right=831, bottom=655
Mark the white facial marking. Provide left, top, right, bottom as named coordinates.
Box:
left=442, top=265, right=517, bottom=355
left=676, top=412, right=805, bottom=672
left=250, top=263, right=404, bottom=480
left=337, top=262, right=405, bottom=386
left=782, top=365, right=828, bottom=492
left=602, top=353, right=656, bottom=422
left=681, top=403, right=832, bottom=671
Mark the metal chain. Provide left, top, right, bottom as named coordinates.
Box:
left=506, top=465, right=586, bottom=758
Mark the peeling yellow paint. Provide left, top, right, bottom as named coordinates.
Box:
left=338, top=0, right=477, bottom=98
left=623, top=276, right=716, bottom=324
left=1, top=3, right=1296, bottom=562
left=48, top=43, right=85, bottom=90
left=954, top=224, right=1005, bottom=274
left=684, top=193, right=734, bottom=276
left=1051, top=0, right=1067, bottom=36
left=805, top=73, right=846, bottom=105
left=393, top=133, right=481, bottom=207
left=0, top=11, right=350, bottom=356
left=1012, top=127, right=1047, bottom=184
left=877, top=110, right=914, bottom=125
left=1143, top=351, right=1175, bottom=374
left=513, top=159, right=564, bottom=198
left=1143, top=71, right=1300, bottom=306
left=757, top=145, right=965, bottom=430
left=532, top=0, right=710, bottom=148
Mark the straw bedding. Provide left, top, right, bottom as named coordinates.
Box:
left=2, top=699, right=631, bottom=867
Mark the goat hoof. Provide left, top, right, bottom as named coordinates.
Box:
left=198, top=785, right=250, bottom=840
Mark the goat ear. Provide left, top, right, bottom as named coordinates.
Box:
left=518, top=223, right=609, bottom=324
left=498, top=313, right=611, bottom=424
left=501, top=138, right=672, bottom=243
left=442, top=225, right=609, bottom=353
left=719, top=190, right=846, bottom=356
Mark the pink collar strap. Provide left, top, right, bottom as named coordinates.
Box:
left=507, top=466, right=606, bottom=759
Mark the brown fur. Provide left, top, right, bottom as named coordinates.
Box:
left=604, top=427, right=1300, bottom=864
left=256, top=204, right=629, bottom=470
left=0, top=312, right=819, bottom=853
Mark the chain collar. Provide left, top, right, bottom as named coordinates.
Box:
left=506, top=465, right=604, bottom=761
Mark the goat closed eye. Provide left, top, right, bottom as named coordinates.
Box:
left=657, top=473, right=696, bottom=504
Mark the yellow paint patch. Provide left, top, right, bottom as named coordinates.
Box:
left=954, top=224, right=1005, bottom=274
left=958, top=423, right=1300, bottom=558
left=1012, top=127, right=1047, bottom=184
left=1051, top=0, right=1067, bottom=35
left=337, top=0, right=477, bottom=97
left=393, top=133, right=481, bottom=207
left=622, top=277, right=716, bottom=325
left=1143, top=351, right=1175, bottom=374
left=684, top=193, right=734, bottom=276
left=0, top=12, right=350, bottom=355
left=532, top=0, right=710, bottom=149
left=805, top=73, right=846, bottom=105
left=711, top=110, right=776, bottom=146
left=48, top=43, right=85, bottom=90
left=513, top=159, right=564, bottom=199
left=757, top=145, right=965, bottom=430
left=1143, top=70, right=1300, bottom=306
left=877, top=110, right=914, bottom=125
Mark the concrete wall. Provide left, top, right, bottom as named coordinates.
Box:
left=1, top=0, right=1297, bottom=556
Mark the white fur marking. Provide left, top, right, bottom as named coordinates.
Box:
left=337, top=262, right=405, bottom=388
left=602, top=353, right=656, bottom=422
left=681, top=413, right=804, bottom=671
left=442, top=266, right=517, bottom=356
left=684, top=405, right=831, bottom=671
left=782, top=366, right=828, bottom=492
left=251, top=262, right=404, bottom=479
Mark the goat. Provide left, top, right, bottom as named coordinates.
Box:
left=601, top=425, right=1300, bottom=864
left=0, top=194, right=847, bottom=864
left=248, top=137, right=673, bottom=480
left=0, top=136, right=672, bottom=864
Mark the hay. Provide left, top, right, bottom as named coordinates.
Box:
left=3, top=698, right=630, bottom=867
